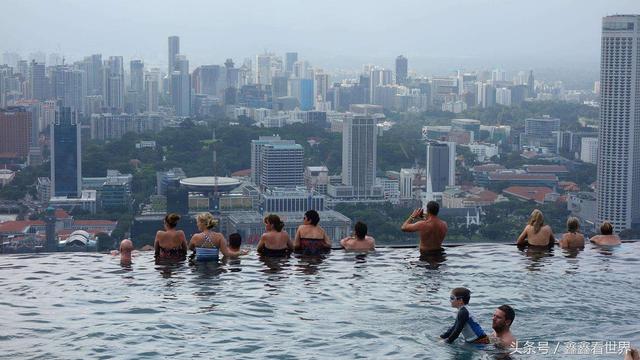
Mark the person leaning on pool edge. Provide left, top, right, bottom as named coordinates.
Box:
left=516, top=209, right=555, bottom=248
left=401, top=201, right=448, bottom=253
left=293, top=209, right=332, bottom=255
left=590, top=221, right=622, bottom=246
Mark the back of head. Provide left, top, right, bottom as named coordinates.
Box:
left=265, top=214, right=285, bottom=232
left=600, top=222, right=613, bottom=235
left=452, top=287, right=471, bottom=305
left=164, top=213, right=181, bottom=229
left=498, top=304, right=515, bottom=326
left=528, top=209, right=544, bottom=234
left=228, top=233, right=242, bottom=249
left=305, top=210, right=320, bottom=226
left=426, top=201, right=440, bottom=216
left=120, top=239, right=134, bottom=252
left=566, top=217, right=579, bottom=233
left=197, top=212, right=218, bottom=230
left=354, top=221, right=367, bottom=240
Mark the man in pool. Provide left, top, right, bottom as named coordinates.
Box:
left=227, top=233, right=249, bottom=256
left=118, top=239, right=134, bottom=264
left=401, top=201, right=448, bottom=253
left=491, top=305, right=516, bottom=348
left=440, top=287, right=490, bottom=344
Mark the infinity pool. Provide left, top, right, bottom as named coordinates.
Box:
left=0, top=243, right=638, bottom=359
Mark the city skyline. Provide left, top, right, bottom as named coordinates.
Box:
left=1, top=1, right=638, bottom=74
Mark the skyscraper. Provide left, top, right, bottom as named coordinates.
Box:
left=395, top=55, right=408, bottom=85
left=29, top=60, right=46, bottom=101
left=597, top=15, right=640, bottom=233
left=0, top=107, right=31, bottom=158
left=82, top=54, right=103, bottom=96
left=103, top=56, right=124, bottom=112
left=167, top=36, right=180, bottom=77
left=256, top=54, right=272, bottom=85
left=51, top=106, right=81, bottom=198
left=171, top=55, right=190, bottom=116
left=342, top=115, right=377, bottom=198
left=527, top=70, right=535, bottom=98
left=50, top=65, right=85, bottom=113
left=250, top=136, right=303, bottom=190
left=425, top=141, right=456, bottom=193
left=285, top=52, right=298, bottom=74
left=144, top=71, right=159, bottom=112
left=130, top=60, right=144, bottom=94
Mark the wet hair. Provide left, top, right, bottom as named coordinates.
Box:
left=497, top=304, right=515, bottom=326
left=600, top=222, right=613, bottom=235
left=164, top=213, right=180, bottom=228
left=304, top=210, right=320, bottom=226
left=528, top=209, right=544, bottom=234
left=228, top=233, right=242, bottom=249
left=264, top=214, right=285, bottom=232
left=452, top=287, right=471, bottom=305
left=354, top=221, right=367, bottom=240
left=196, top=212, right=218, bottom=230
left=566, top=217, right=579, bottom=233
left=426, top=201, right=440, bottom=216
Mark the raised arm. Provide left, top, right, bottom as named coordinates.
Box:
left=401, top=208, right=424, bottom=232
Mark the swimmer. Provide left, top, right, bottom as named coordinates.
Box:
left=559, top=217, right=585, bottom=249
left=257, top=214, right=293, bottom=257
left=189, top=212, right=240, bottom=261
left=590, top=222, right=622, bottom=246
left=401, top=201, right=448, bottom=254
left=340, top=221, right=375, bottom=251
left=293, top=210, right=332, bottom=255
left=516, top=209, right=555, bottom=248
left=491, top=305, right=516, bottom=348
left=440, top=287, right=490, bottom=344
left=228, top=232, right=249, bottom=256
left=110, top=239, right=134, bottom=264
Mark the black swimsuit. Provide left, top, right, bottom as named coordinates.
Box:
left=260, top=247, right=290, bottom=257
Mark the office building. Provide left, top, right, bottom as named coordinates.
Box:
left=395, top=55, right=408, bottom=85
left=168, top=36, right=180, bottom=93
left=426, top=141, right=456, bottom=193
left=580, top=137, right=598, bottom=165
left=0, top=107, right=31, bottom=158
left=597, top=15, right=640, bottom=232
left=50, top=106, right=81, bottom=198
left=341, top=115, right=378, bottom=198
left=520, top=117, right=560, bottom=150
left=103, top=56, right=124, bottom=112
left=171, top=55, right=190, bottom=116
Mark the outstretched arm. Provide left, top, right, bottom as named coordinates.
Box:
left=440, top=307, right=469, bottom=344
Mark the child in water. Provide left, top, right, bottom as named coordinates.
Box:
left=440, top=287, right=490, bottom=344
left=111, top=239, right=134, bottom=264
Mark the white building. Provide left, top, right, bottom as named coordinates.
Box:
left=596, top=15, right=640, bottom=233
left=580, top=137, right=598, bottom=164
left=463, top=143, right=499, bottom=162
left=400, top=168, right=420, bottom=200
left=496, top=87, right=512, bottom=107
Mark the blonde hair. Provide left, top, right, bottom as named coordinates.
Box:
left=528, top=209, right=544, bottom=234
left=196, top=212, right=218, bottom=230
left=566, top=217, right=579, bottom=233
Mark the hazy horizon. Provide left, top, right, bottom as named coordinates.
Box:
left=2, top=0, right=638, bottom=77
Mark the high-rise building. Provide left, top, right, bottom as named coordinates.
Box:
left=259, top=143, right=304, bottom=190
left=103, top=56, right=124, bottom=112
left=171, top=55, right=190, bottom=116
left=82, top=54, right=103, bottom=96
left=527, top=70, right=535, bottom=98
left=597, top=15, right=640, bottom=232
left=314, top=72, right=329, bottom=107
left=130, top=60, right=144, bottom=94
left=50, top=65, right=85, bottom=113
left=369, top=68, right=392, bottom=103
left=29, top=60, right=46, bottom=101
left=426, top=141, right=456, bottom=193
left=395, top=55, right=408, bottom=85
left=51, top=106, right=81, bottom=198
left=168, top=36, right=180, bottom=94
left=342, top=115, right=377, bottom=198
left=250, top=136, right=302, bottom=190
left=496, top=87, right=512, bottom=106
left=580, top=137, right=598, bottom=165
left=521, top=117, right=560, bottom=150
left=285, top=52, right=298, bottom=74
left=194, top=65, right=224, bottom=96
left=256, top=54, right=272, bottom=85
left=0, top=107, right=32, bottom=158
left=144, top=71, right=159, bottom=112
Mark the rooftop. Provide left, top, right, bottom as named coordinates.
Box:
left=503, top=186, right=554, bottom=204
left=524, top=165, right=569, bottom=173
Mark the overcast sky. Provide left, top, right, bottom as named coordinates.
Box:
left=1, top=0, right=638, bottom=74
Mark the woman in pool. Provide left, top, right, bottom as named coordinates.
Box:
left=154, top=213, right=188, bottom=261
left=590, top=221, right=622, bottom=246
left=189, top=212, right=239, bottom=261
left=559, top=217, right=585, bottom=249
left=516, top=209, right=555, bottom=248
left=257, top=214, right=293, bottom=257
left=293, top=210, right=332, bottom=255
left=340, top=221, right=375, bottom=251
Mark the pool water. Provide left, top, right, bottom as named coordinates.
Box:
left=0, top=243, right=638, bottom=359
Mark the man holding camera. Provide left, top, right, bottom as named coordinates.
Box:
left=401, top=200, right=448, bottom=253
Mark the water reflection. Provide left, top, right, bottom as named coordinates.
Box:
left=419, top=250, right=448, bottom=270
left=519, top=246, right=554, bottom=272
left=294, top=254, right=327, bottom=275
left=258, top=254, right=291, bottom=274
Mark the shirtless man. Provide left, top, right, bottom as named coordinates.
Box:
left=590, top=222, right=622, bottom=246
left=491, top=305, right=516, bottom=348
left=340, top=221, right=375, bottom=251
left=119, top=239, right=134, bottom=264
left=401, top=201, right=448, bottom=253
left=516, top=209, right=555, bottom=247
